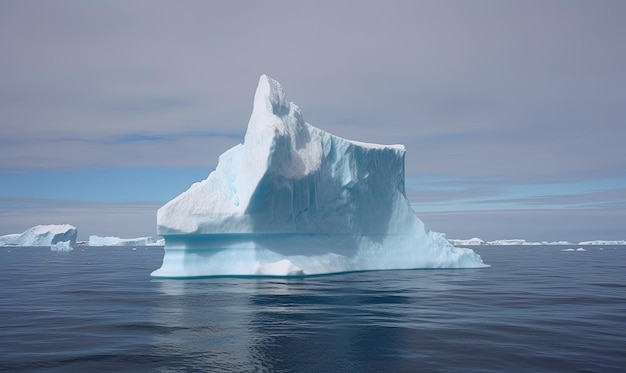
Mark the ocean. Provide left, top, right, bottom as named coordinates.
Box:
left=1, top=245, right=624, bottom=372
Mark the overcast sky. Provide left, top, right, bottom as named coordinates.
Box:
left=1, top=1, right=624, bottom=241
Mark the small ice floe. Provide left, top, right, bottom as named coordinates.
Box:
left=51, top=240, right=74, bottom=252
left=132, top=247, right=137, bottom=251
left=562, top=247, right=587, bottom=252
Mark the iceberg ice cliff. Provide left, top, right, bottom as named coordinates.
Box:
left=51, top=240, right=74, bottom=252
left=152, top=75, right=486, bottom=277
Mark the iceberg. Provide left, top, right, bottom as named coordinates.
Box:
left=450, top=238, right=575, bottom=246
left=88, top=235, right=162, bottom=247
left=152, top=75, right=487, bottom=277
left=51, top=240, right=74, bottom=252
left=448, top=237, right=486, bottom=246
left=541, top=240, right=575, bottom=245
left=0, top=224, right=77, bottom=247
left=486, top=239, right=537, bottom=246
left=578, top=240, right=626, bottom=245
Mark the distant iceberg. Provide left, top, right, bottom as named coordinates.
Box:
left=487, top=239, right=539, bottom=246
left=0, top=224, right=77, bottom=247
left=578, top=240, right=626, bottom=245
left=449, top=238, right=575, bottom=246
left=448, top=237, right=486, bottom=246
left=541, top=240, right=575, bottom=245
left=152, top=75, right=486, bottom=277
left=88, top=235, right=163, bottom=246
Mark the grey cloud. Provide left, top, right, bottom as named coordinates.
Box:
left=0, top=1, right=624, bottom=180
left=0, top=133, right=241, bottom=170
left=483, top=189, right=626, bottom=210
left=3, top=1, right=626, bottom=242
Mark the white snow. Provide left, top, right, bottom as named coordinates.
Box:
left=51, top=240, right=74, bottom=252
left=88, top=235, right=162, bottom=246
left=152, top=75, right=487, bottom=278
left=0, top=224, right=77, bottom=246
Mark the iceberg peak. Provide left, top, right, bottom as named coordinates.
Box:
left=249, top=75, right=307, bottom=140
left=153, top=75, right=487, bottom=277
left=254, top=74, right=290, bottom=117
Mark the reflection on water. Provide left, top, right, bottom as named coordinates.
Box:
left=150, top=269, right=483, bottom=372
left=152, top=279, right=257, bottom=371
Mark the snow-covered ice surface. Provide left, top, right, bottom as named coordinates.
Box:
left=152, top=75, right=486, bottom=277
left=0, top=224, right=77, bottom=247
left=88, top=235, right=162, bottom=247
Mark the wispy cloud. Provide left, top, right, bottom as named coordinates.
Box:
left=409, top=176, right=626, bottom=212
left=421, top=208, right=626, bottom=242
left=0, top=168, right=212, bottom=203
left=114, top=130, right=243, bottom=144
left=0, top=133, right=241, bottom=170
left=102, top=98, right=192, bottom=114
left=0, top=197, right=161, bottom=239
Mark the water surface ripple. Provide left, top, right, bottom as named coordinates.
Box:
left=1, top=246, right=624, bottom=372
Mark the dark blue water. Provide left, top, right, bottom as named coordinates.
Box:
left=1, top=245, right=624, bottom=372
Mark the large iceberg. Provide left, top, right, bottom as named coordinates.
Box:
left=152, top=75, right=486, bottom=277
left=0, top=224, right=77, bottom=247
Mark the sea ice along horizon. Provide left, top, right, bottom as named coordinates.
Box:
left=151, top=75, right=487, bottom=277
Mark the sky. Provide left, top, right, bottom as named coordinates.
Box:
left=1, top=1, right=625, bottom=242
